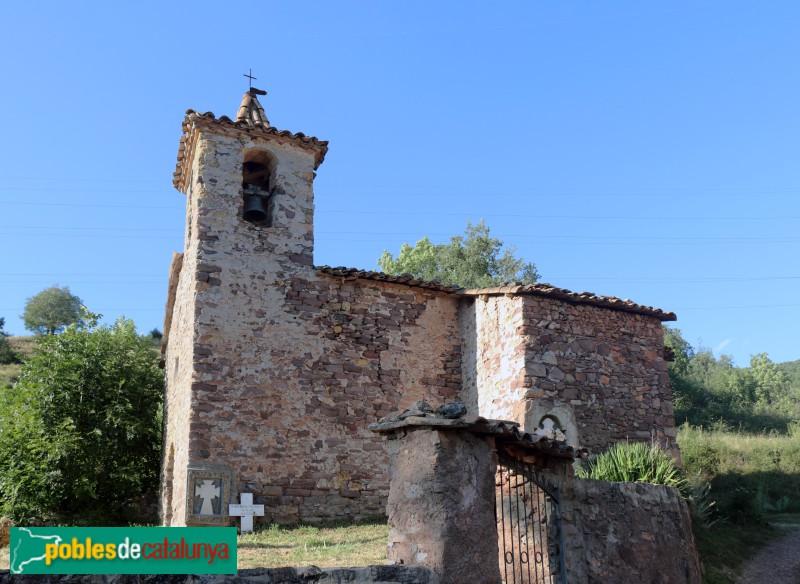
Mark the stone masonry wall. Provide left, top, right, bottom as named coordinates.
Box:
left=462, top=296, right=526, bottom=420
left=520, top=296, right=677, bottom=452
left=189, top=271, right=461, bottom=524
left=160, top=139, right=209, bottom=525
left=542, top=473, right=701, bottom=583
left=384, top=427, right=500, bottom=584
left=465, top=293, right=676, bottom=453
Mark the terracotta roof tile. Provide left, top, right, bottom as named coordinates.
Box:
left=317, top=266, right=463, bottom=294
left=369, top=414, right=588, bottom=460
left=235, top=89, right=270, bottom=127
left=173, top=101, right=328, bottom=191
left=463, top=283, right=677, bottom=321
left=318, top=266, right=676, bottom=320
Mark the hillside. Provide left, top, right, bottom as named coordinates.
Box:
left=778, top=359, right=800, bottom=389
left=0, top=336, right=36, bottom=387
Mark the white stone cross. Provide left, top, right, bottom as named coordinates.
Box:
left=229, top=492, right=265, bottom=533
left=195, top=479, right=220, bottom=515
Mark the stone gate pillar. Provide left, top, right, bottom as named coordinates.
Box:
left=371, top=402, right=584, bottom=584
left=371, top=413, right=501, bottom=584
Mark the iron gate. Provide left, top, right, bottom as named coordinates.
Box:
left=496, top=451, right=567, bottom=584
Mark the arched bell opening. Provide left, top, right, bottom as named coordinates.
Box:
left=242, top=149, right=278, bottom=226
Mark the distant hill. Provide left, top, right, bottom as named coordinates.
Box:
left=0, top=336, right=36, bottom=387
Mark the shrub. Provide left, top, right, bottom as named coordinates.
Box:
left=575, top=441, right=686, bottom=492
left=0, top=312, right=163, bottom=523
left=0, top=318, right=17, bottom=365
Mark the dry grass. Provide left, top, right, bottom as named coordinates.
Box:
left=0, top=336, right=36, bottom=387
left=8, top=336, right=36, bottom=358
left=0, top=522, right=389, bottom=572
left=238, top=522, right=388, bottom=568
left=0, top=364, right=22, bottom=387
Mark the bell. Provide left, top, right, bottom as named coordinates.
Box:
left=243, top=194, right=267, bottom=223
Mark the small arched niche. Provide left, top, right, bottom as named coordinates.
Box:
left=242, top=149, right=278, bottom=226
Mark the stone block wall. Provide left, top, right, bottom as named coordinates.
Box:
left=521, top=296, right=677, bottom=452
left=542, top=473, right=701, bottom=583
left=160, top=154, right=206, bottom=525
left=463, top=293, right=677, bottom=453
left=185, top=272, right=461, bottom=524
left=383, top=426, right=500, bottom=584
left=460, top=296, right=527, bottom=420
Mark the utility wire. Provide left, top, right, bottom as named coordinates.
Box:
left=3, top=226, right=800, bottom=242
left=2, top=176, right=799, bottom=194
left=3, top=303, right=800, bottom=312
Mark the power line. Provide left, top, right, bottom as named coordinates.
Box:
left=0, top=207, right=797, bottom=222
left=0, top=273, right=166, bottom=276
left=2, top=273, right=799, bottom=283
left=3, top=233, right=799, bottom=245
left=2, top=303, right=799, bottom=312
left=0, top=226, right=176, bottom=232
left=2, top=230, right=800, bottom=245
left=0, top=308, right=164, bottom=311
left=0, top=202, right=798, bottom=221
left=0, top=281, right=165, bottom=284
left=0, top=200, right=182, bottom=210
left=3, top=226, right=800, bottom=242
left=0, top=187, right=170, bottom=193
left=319, top=210, right=800, bottom=221
left=675, top=303, right=800, bottom=310
left=2, top=176, right=799, bottom=194
left=0, top=176, right=165, bottom=184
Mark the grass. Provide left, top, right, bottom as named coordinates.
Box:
left=679, top=425, right=800, bottom=515
left=692, top=518, right=778, bottom=584
left=0, top=521, right=389, bottom=572
left=0, top=336, right=36, bottom=387
left=678, top=425, right=800, bottom=583
left=238, top=522, right=388, bottom=569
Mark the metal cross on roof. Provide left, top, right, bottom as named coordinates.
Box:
left=244, top=68, right=257, bottom=88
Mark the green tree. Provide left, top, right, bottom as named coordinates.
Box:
left=747, top=353, right=790, bottom=405
left=378, top=220, right=540, bottom=288
left=662, top=326, right=795, bottom=432
left=0, top=317, right=17, bottom=365
left=662, top=326, right=705, bottom=423
left=0, top=311, right=164, bottom=522
left=21, top=285, right=84, bottom=335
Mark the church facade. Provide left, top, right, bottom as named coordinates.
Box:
left=159, top=89, right=679, bottom=526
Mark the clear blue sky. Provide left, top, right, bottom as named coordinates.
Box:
left=1, top=1, right=798, bottom=366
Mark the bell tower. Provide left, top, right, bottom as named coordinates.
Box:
left=161, top=87, right=328, bottom=526
left=172, top=87, right=328, bottom=268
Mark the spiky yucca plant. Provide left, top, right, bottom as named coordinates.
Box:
left=575, top=441, right=686, bottom=492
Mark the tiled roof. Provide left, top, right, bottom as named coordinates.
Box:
left=318, top=266, right=676, bottom=320
left=463, top=284, right=677, bottom=321
left=173, top=95, right=328, bottom=191
left=369, top=414, right=588, bottom=460
left=235, top=89, right=270, bottom=127
left=317, top=266, right=464, bottom=294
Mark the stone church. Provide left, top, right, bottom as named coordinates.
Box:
left=159, top=88, right=679, bottom=527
